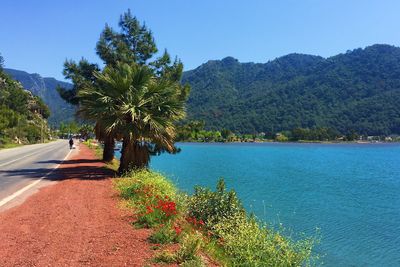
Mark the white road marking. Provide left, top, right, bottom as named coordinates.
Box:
left=0, top=149, right=73, bottom=207
left=0, top=146, right=59, bottom=168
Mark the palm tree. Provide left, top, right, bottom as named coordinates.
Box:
left=93, top=122, right=116, bottom=162
left=78, top=62, right=189, bottom=174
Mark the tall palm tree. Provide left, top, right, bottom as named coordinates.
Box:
left=79, top=62, right=189, bottom=174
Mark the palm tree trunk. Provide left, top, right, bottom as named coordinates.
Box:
left=118, top=136, right=150, bottom=175
left=102, top=134, right=115, bottom=162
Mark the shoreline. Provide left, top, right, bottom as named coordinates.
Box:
left=173, top=140, right=400, bottom=145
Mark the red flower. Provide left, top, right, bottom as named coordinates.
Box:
left=174, top=225, right=182, bottom=235
left=146, top=205, right=153, bottom=214
left=156, top=198, right=177, bottom=217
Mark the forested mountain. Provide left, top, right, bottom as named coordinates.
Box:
left=0, top=64, right=51, bottom=146
left=4, top=44, right=400, bottom=135
left=4, top=68, right=75, bottom=126
left=182, top=44, right=400, bottom=135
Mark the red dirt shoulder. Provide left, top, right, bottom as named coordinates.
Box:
left=0, top=145, right=156, bottom=266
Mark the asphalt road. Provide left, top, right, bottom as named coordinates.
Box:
left=0, top=140, right=74, bottom=208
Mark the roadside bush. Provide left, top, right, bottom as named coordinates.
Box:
left=188, top=178, right=245, bottom=228
left=115, top=172, right=317, bottom=266
left=212, top=213, right=315, bottom=266
left=189, top=179, right=317, bottom=266
left=117, top=170, right=176, bottom=200
left=115, top=170, right=179, bottom=227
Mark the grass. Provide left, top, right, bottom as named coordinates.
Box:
left=0, top=138, right=55, bottom=150
left=148, top=222, right=178, bottom=244
left=0, top=140, right=54, bottom=150
left=154, top=232, right=204, bottom=265
left=105, top=158, right=119, bottom=172
left=0, top=143, right=22, bottom=149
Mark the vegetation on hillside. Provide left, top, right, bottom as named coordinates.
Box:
left=0, top=54, right=51, bottom=147
left=5, top=44, right=400, bottom=137
left=4, top=68, right=75, bottom=126
left=183, top=44, right=400, bottom=136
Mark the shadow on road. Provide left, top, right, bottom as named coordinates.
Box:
left=36, top=159, right=101, bottom=165
left=0, top=158, right=116, bottom=181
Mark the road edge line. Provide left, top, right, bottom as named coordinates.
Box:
left=0, top=148, right=74, bottom=208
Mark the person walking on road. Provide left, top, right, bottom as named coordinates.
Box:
left=69, top=138, right=74, bottom=149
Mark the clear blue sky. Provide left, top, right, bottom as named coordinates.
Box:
left=1, top=0, right=399, bottom=80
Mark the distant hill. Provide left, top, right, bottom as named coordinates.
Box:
left=4, top=68, right=75, bottom=126
left=182, top=44, right=400, bottom=135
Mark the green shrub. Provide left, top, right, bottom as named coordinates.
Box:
left=188, top=178, right=245, bottom=228
left=189, top=179, right=317, bottom=266
left=212, top=213, right=316, bottom=266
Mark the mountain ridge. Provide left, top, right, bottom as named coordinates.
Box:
left=182, top=44, right=400, bottom=135
left=4, top=68, right=75, bottom=126
left=5, top=43, right=400, bottom=135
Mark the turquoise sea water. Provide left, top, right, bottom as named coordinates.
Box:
left=117, top=143, right=400, bottom=266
